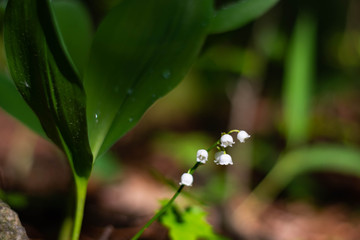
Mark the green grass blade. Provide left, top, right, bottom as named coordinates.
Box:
left=84, top=0, right=213, bottom=159
left=253, top=145, right=360, bottom=202
left=283, top=13, right=316, bottom=146
left=209, top=0, right=280, bottom=34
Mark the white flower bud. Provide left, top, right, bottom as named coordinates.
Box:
left=196, top=149, right=208, bottom=163
left=214, top=151, right=224, bottom=164
left=180, top=173, right=193, bottom=186
left=218, top=154, right=233, bottom=165
left=220, top=134, right=235, bottom=148
left=237, top=130, right=251, bottom=143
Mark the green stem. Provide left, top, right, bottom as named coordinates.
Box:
left=131, top=185, right=184, bottom=240
left=58, top=210, right=73, bottom=240
left=131, top=158, right=204, bottom=240
left=227, top=129, right=240, bottom=134
left=72, top=176, right=88, bottom=240
left=58, top=178, right=76, bottom=240
left=58, top=175, right=88, bottom=240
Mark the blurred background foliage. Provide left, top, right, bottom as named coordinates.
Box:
left=0, top=0, right=360, bottom=239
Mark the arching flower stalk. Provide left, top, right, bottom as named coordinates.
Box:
left=131, top=129, right=251, bottom=240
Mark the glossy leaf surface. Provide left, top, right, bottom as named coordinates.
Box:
left=84, top=0, right=212, bottom=158
left=0, top=0, right=91, bottom=138
left=209, top=0, right=280, bottom=34
left=4, top=0, right=92, bottom=177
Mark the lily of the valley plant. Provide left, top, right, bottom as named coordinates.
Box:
left=1, top=0, right=276, bottom=239
left=131, top=129, right=250, bottom=239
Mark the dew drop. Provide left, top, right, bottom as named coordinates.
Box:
left=24, top=81, right=30, bottom=88
left=95, top=113, right=99, bottom=123
left=127, top=88, right=133, bottom=95
left=162, top=70, right=171, bottom=79
left=128, top=117, right=133, bottom=122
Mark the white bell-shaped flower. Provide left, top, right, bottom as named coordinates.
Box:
left=214, top=151, right=224, bottom=164
left=237, top=130, right=251, bottom=143
left=179, top=173, right=193, bottom=186
left=220, top=134, right=235, bottom=147
left=218, top=154, right=233, bottom=165
left=196, top=149, right=208, bottom=163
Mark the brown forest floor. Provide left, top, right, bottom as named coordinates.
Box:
left=1, top=110, right=360, bottom=240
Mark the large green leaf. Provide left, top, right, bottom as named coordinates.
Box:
left=4, top=0, right=92, bottom=177
left=0, top=73, right=45, bottom=137
left=0, top=0, right=92, bottom=139
left=84, top=0, right=213, bottom=158
left=209, top=0, right=280, bottom=34
left=0, top=0, right=92, bottom=137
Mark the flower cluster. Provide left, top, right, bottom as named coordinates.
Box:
left=179, top=130, right=251, bottom=186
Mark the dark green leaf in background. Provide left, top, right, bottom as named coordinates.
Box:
left=209, top=0, right=280, bottom=34
left=84, top=0, right=213, bottom=158
left=4, top=0, right=92, bottom=177
left=0, top=73, right=46, bottom=137
left=52, top=0, right=93, bottom=76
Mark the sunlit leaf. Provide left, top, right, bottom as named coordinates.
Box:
left=84, top=0, right=213, bottom=158
left=4, top=0, right=92, bottom=177
left=209, top=0, right=280, bottom=34
left=161, top=204, right=228, bottom=240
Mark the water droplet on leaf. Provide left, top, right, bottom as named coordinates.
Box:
left=128, top=117, right=133, bottom=122
left=162, top=70, right=171, bottom=79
